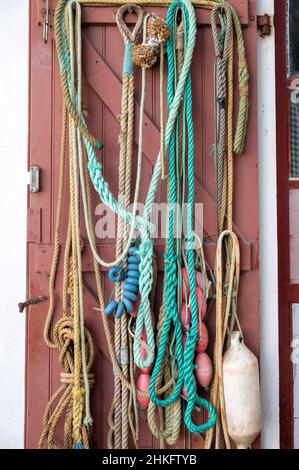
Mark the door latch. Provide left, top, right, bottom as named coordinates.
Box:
left=257, top=14, right=271, bottom=38
left=30, top=166, right=40, bottom=193
left=18, top=296, right=48, bottom=313
left=41, top=0, right=52, bottom=44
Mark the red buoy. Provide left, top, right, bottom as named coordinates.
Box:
left=196, top=286, right=207, bottom=320
left=180, top=302, right=191, bottom=332
left=182, top=384, right=188, bottom=399
left=181, top=267, right=190, bottom=301
left=195, top=321, right=209, bottom=353
left=137, top=373, right=151, bottom=408
left=131, top=298, right=140, bottom=318
left=194, top=352, right=213, bottom=388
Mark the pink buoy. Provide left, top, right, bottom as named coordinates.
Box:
left=131, top=298, right=140, bottom=318
left=137, top=373, right=151, bottom=409
left=181, top=267, right=190, bottom=301
left=196, top=271, right=205, bottom=291
left=194, top=352, right=213, bottom=388
left=195, top=321, right=209, bottom=353
left=182, top=384, right=188, bottom=399
left=180, top=303, right=191, bottom=332
left=140, top=340, right=153, bottom=374
left=196, top=286, right=207, bottom=320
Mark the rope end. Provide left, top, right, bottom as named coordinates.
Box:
left=75, top=442, right=84, bottom=449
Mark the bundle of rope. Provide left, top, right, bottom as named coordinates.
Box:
left=149, top=0, right=216, bottom=435
left=39, top=4, right=95, bottom=449
left=107, top=4, right=144, bottom=449
left=204, top=0, right=249, bottom=450
left=147, top=10, right=185, bottom=448
left=48, top=0, right=250, bottom=450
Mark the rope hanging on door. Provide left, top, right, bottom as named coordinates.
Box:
left=39, top=4, right=95, bottom=449
left=39, top=0, right=250, bottom=450
left=107, top=4, right=144, bottom=449
left=149, top=0, right=217, bottom=434
left=204, top=0, right=248, bottom=449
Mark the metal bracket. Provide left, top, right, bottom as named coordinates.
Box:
left=257, top=14, right=272, bottom=38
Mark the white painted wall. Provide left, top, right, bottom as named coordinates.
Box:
left=257, top=0, right=280, bottom=450
left=0, top=0, right=28, bottom=449
left=0, top=0, right=281, bottom=450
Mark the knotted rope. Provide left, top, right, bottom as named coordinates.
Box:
left=38, top=318, right=94, bottom=449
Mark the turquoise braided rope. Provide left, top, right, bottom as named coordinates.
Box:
left=149, top=0, right=184, bottom=407
left=149, top=0, right=216, bottom=434
left=182, top=12, right=216, bottom=435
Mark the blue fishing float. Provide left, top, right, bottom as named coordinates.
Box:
left=104, top=245, right=141, bottom=318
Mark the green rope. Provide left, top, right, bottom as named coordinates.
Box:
left=149, top=0, right=216, bottom=434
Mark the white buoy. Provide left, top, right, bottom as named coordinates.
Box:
left=223, top=331, right=262, bottom=449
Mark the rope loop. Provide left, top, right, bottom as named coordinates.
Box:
left=116, top=4, right=144, bottom=43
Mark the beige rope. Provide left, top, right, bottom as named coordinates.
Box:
left=39, top=5, right=95, bottom=449
left=43, top=105, right=67, bottom=348
left=107, top=4, right=144, bottom=449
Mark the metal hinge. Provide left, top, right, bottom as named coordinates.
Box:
left=257, top=14, right=272, bottom=38
left=39, top=0, right=54, bottom=44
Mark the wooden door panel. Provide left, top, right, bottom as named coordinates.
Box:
left=27, top=0, right=258, bottom=449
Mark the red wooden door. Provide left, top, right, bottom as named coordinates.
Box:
left=26, top=0, right=259, bottom=449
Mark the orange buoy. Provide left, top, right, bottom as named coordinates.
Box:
left=194, top=352, right=212, bottom=388
left=195, top=321, right=208, bottom=353
left=180, top=302, right=191, bottom=332
left=137, top=373, right=151, bottom=408
left=196, top=286, right=207, bottom=320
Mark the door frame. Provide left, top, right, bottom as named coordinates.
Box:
left=274, top=0, right=296, bottom=449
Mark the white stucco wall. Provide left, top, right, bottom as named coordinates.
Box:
left=0, top=0, right=281, bottom=450
left=0, top=0, right=28, bottom=449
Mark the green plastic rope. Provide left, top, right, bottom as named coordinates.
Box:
left=149, top=0, right=216, bottom=434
